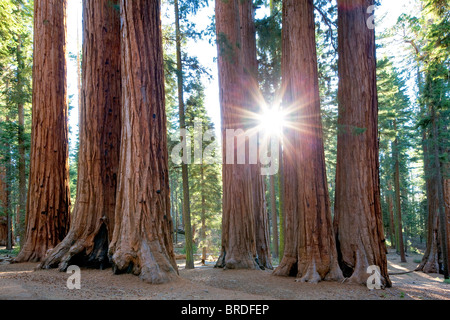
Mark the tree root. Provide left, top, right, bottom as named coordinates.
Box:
left=110, top=239, right=178, bottom=284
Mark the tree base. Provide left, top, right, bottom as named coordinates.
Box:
left=110, top=238, right=179, bottom=284
left=215, top=251, right=261, bottom=270
left=38, top=223, right=110, bottom=271
left=274, top=256, right=344, bottom=284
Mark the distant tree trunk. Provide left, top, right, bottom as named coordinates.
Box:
left=175, top=187, right=179, bottom=244
left=15, top=0, right=71, bottom=263
left=5, top=130, right=12, bottom=251
left=0, top=160, right=6, bottom=247
left=417, top=150, right=440, bottom=273
left=108, top=0, right=178, bottom=284
left=39, top=0, right=121, bottom=271
left=431, top=106, right=449, bottom=279
left=393, top=121, right=406, bottom=263
left=239, top=0, right=272, bottom=270
left=333, top=0, right=391, bottom=287
left=273, top=0, right=342, bottom=283
left=269, top=174, right=278, bottom=258
left=201, top=164, right=207, bottom=265
left=215, top=0, right=259, bottom=270
left=386, top=185, right=396, bottom=249
left=445, top=166, right=450, bottom=269
left=278, top=141, right=285, bottom=258
left=16, top=34, right=26, bottom=248
left=174, top=0, right=194, bottom=270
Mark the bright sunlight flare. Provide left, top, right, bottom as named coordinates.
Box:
left=257, top=106, right=285, bottom=137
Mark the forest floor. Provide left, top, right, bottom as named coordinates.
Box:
left=0, top=247, right=449, bottom=300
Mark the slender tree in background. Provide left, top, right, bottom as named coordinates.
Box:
left=333, top=0, right=391, bottom=286
left=387, top=184, right=396, bottom=249
left=269, top=174, right=278, bottom=259
left=17, top=35, right=27, bottom=248
left=393, top=120, right=407, bottom=262
left=39, top=0, right=121, bottom=270
left=108, top=0, right=178, bottom=284
left=431, top=103, right=449, bottom=279
left=0, top=162, right=7, bottom=246
left=273, top=0, right=342, bottom=283
left=174, top=0, right=194, bottom=270
left=239, top=0, right=272, bottom=270
left=5, top=125, right=12, bottom=251
left=15, top=0, right=71, bottom=263
left=215, top=0, right=259, bottom=270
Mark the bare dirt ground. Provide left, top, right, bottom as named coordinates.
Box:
left=0, top=248, right=448, bottom=300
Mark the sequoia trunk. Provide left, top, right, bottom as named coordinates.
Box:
left=270, top=174, right=278, bottom=259
left=215, top=0, right=259, bottom=270
left=39, top=0, right=121, bottom=271
left=108, top=0, right=178, bottom=284
left=239, top=0, right=272, bottom=270
left=333, top=0, right=391, bottom=286
left=16, top=0, right=70, bottom=262
left=273, top=0, right=342, bottom=283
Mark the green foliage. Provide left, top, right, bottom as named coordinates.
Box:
left=162, top=0, right=222, bottom=255
left=0, top=0, right=33, bottom=238
left=0, top=245, right=20, bottom=256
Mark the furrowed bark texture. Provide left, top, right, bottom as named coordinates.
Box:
left=16, top=0, right=70, bottom=263
left=108, top=0, right=178, bottom=284
left=215, top=0, right=259, bottom=270
left=39, top=0, right=121, bottom=271
left=333, top=0, right=391, bottom=287
left=273, top=0, right=342, bottom=283
left=239, top=0, right=272, bottom=270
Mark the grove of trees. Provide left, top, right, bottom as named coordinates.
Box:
left=0, top=0, right=448, bottom=286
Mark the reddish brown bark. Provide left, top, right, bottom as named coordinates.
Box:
left=0, top=217, right=7, bottom=247
left=39, top=0, right=121, bottom=271
left=239, top=0, right=272, bottom=270
left=417, top=165, right=441, bottom=273
left=333, top=0, right=391, bottom=287
left=273, top=0, right=342, bottom=283
left=215, top=0, right=259, bottom=270
left=108, top=0, right=178, bottom=284
left=15, top=0, right=70, bottom=263
left=270, top=174, right=279, bottom=259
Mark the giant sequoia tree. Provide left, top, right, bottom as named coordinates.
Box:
left=15, top=0, right=70, bottom=263
left=108, top=0, right=178, bottom=284
left=239, top=0, right=272, bottom=270
left=39, top=0, right=121, bottom=271
left=333, top=0, right=391, bottom=287
left=273, top=0, right=342, bottom=283
left=215, top=0, right=259, bottom=270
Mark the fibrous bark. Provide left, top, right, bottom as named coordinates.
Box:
left=15, top=0, right=70, bottom=263
left=270, top=174, right=279, bottom=259
left=273, top=0, right=343, bottom=283
left=108, top=0, right=178, bottom=284
left=39, top=0, right=121, bottom=271
left=333, top=0, right=391, bottom=287
left=215, top=0, right=260, bottom=270
left=239, top=0, right=272, bottom=270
